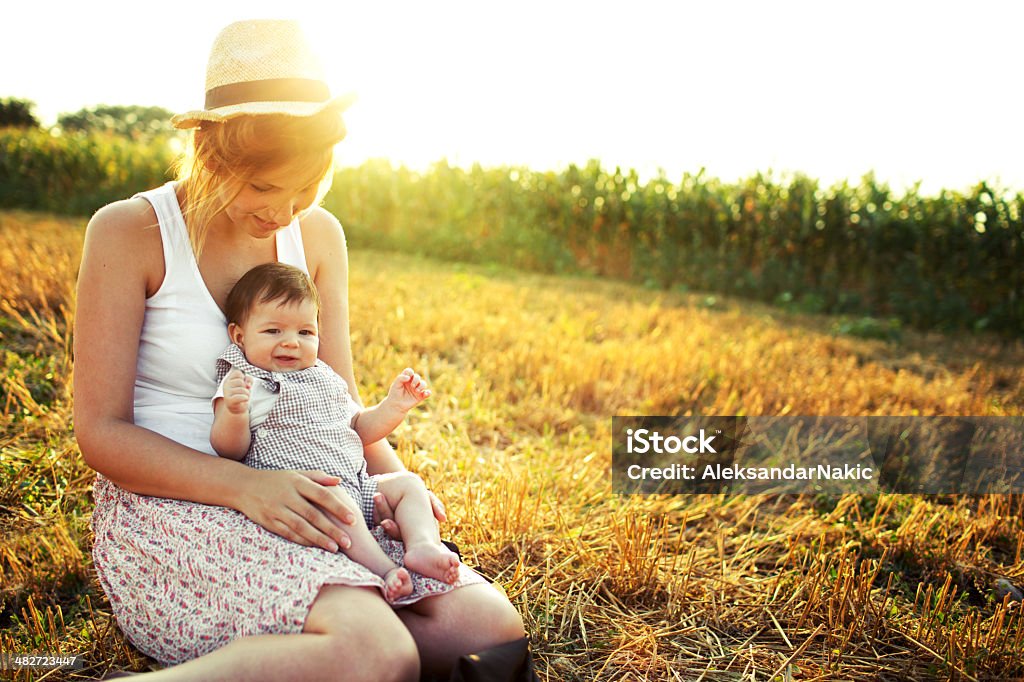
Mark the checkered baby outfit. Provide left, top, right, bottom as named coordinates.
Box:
left=215, top=343, right=378, bottom=526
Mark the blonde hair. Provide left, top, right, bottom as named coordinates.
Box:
left=172, top=111, right=348, bottom=256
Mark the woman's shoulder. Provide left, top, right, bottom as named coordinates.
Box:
left=299, top=206, right=348, bottom=282
left=300, top=206, right=346, bottom=247
left=86, top=196, right=162, bottom=244
left=83, top=196, right=166, bottom=292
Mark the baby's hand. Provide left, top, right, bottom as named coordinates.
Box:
left=387, top=368, right=431, bottom=413
left=223, top=368, right=253, bottom=415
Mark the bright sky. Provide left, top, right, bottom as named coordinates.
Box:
left=6, top=0, right=1023, bottom=194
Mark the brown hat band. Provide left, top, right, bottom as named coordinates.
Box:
left=204, top=78, right=331, bottom=109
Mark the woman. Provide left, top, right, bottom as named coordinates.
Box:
left=75, top=20, right=527, bottom=681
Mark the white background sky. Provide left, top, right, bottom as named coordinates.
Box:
left=5, top=0, right=1022, bottom=194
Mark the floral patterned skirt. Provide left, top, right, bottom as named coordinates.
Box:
left=89, top=474, right=485, bottom=665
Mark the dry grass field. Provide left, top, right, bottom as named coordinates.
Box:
left=1, top=209, right=1023, bottom=681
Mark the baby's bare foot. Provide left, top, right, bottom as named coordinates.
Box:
left=383, top=566, right=412, bottom=602
left=403, top=542, right=460, bottom=584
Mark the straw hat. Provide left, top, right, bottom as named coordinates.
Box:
left=171, top=19, right=356, bottom=129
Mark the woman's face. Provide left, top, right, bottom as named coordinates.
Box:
left=219, top=161, right=326, bottom=238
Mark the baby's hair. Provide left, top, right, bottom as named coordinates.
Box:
left=225, top=263, right=321, bottom=326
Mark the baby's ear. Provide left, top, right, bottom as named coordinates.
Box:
left=228, top=323, right=244, bottom=346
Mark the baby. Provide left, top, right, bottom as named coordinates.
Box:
left=210, top=262, right=460, bottom=601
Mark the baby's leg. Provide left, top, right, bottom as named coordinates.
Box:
left=322, top=484, right=411, bottom=601
left=375, top=472, right=460, bottom=584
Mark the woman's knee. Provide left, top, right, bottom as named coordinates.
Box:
left=336, top=626, right=418, bottom=682
left=487, top=589, right=526, bottom=641
left=305, top=585, right=419, bottom=680
left=420, top=583, right=526, bottom=644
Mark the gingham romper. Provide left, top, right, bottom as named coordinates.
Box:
left=215, top=343, right=378, bottom=525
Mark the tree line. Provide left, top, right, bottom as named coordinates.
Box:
left=0, top=97, right=177, bottom=140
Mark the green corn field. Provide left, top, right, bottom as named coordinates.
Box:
left=2, top=128, right=1021, bottom=336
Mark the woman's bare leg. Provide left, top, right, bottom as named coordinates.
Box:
left=398, top=583, right=527, bottom=677
left=121, top=586, right=418, bottom=681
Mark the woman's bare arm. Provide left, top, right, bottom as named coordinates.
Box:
left=73, top=200, right=236, bottom=498
left=74, top=200, right=358, bottom=550
left=302, top=207, right=406, bottom=475
left=303, top=208, right=447, bottom=527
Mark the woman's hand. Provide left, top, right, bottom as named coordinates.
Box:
left=373, top=487, right=447, bottom=540
left=233, top=468, right=359, bottom=551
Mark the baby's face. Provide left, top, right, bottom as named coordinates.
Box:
left=230, top=298, right=319, bottom=373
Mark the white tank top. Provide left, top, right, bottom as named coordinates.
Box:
left=131, top=181, right=309, bottom=455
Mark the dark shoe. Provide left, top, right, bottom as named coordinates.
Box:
left=427, top=636, right=539, bottom=682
